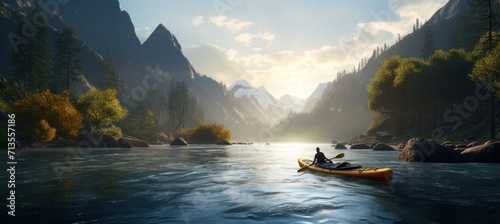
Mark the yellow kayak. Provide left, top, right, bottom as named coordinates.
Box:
left=298, top=158, right=393, bottom=182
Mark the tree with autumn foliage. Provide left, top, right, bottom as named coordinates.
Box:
left=30, top=120, right=56, bottom=143
left=13, top=90, right=83, bottom=143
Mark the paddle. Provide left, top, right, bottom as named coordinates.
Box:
left=297, top=153, right=345, bottom=173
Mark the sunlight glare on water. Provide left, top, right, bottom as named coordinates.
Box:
left=2, top=143, right=500, bottom=223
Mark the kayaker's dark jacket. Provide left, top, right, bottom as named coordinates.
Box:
left=313, top=152, right=327, bottom=164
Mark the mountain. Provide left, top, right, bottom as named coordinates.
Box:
left=279, top=94, right=305, bottom=113
left=0, top=0, right=269, bottom=140
left=301, top=82, right=328, bottom=113
left=228, top=79, right=287, bottom=124
left=275, top=0, right=475, bottom=142
left=228, top=79, right=280, bottom=109
left=142, top=24, right=195, bottom=81
left=428, top=0, right=468, bottom=23
left=58, top=0, right=145, bottom=87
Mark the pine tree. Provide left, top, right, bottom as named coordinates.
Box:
left=469, top=0, right=500, bottom=139
left=449, top=8, right=478, bottom=50
left=53, top=26, right=81, bottom=93
left=10, top=7, right=52, bottom=93
left=469, top=0, right=500, bottom=53
left=167, top=79, right=201, bottom=131
left=421, top=24, right=436, bottom=60
left=100, top=51, right=120, bottom=90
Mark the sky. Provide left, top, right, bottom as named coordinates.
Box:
left=120, top=0, right=448, bottom=99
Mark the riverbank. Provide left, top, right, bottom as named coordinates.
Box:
left=337, top=133, right=500, bottom=163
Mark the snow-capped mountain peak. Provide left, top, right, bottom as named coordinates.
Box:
left=228, top=80, right=279, bottom=109
left=228, top=79, right=254, bottom=90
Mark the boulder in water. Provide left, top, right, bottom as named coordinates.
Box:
left=118, top=138, right=133, bottom=148
left=373, top=143, right=395, bottom=151
left=350, top=144, right=371, bottom=149
left=77, top=133, right=105, bottom=147
left=170, top=137, right=189, bottom=146
left=334, top=143, right=347, bottom=149
left=103, top=135, right=119, bottom=147
left=397, top=138, right=465, bottom=163
left=216, top=140, right=231, bottom=145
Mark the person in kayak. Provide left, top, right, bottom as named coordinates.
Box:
left=312, top=147, right=332, bottom=168
left=313, top=147, right=350, bottom=169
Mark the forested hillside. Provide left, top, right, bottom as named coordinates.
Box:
left=0, top=0, right=274, bottom=144
left=274, top=0, right=500, bottom=142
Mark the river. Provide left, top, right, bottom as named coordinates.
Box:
left=2, top=143, right=500, bottom=223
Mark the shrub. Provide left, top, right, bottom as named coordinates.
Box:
left=13, top=90, right=83, bottom=140
left=100, top=125, right=123, bottom=139
left=28, top=119, right=56, bottom=143
left=176, top=123, right=231, bottom=144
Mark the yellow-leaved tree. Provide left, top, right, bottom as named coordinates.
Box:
left=13, top=90, right=83, bottom=143
left=470, top=45, right=500, bottom=96
left=77, top=88, right=127, bottom=138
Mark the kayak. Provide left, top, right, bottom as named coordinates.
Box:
left=297, top=158, right=393, bottom=182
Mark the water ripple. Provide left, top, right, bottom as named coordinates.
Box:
left=6, top=144, right=500, bottom=224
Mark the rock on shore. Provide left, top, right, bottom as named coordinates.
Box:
left=461, top=142, right=500, bottom=163
left=397, top=138, right=500, bottom=163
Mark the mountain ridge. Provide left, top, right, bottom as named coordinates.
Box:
left=275, top=0, right=474, bottom=142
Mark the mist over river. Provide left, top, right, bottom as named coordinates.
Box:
left=2, top=143, right=500, bottom=223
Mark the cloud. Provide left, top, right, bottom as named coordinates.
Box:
left=184, top=43, right=343, bottom=98
left=209, top=15, right=226, bottom=26
left=184, top=37, right=376, bottom=98
left=259, top=32, right=275, bottom=41
left=234, top=32, right=275, bottom=46
left=134, top=26, right=152, bottom=43
left=363, top=0, right=448, bottom=38
left=199, top=15, right=275, bottom=47
left=255, top=51, right=300, bottom=66
left=184, top=44, right=246, bottom=84
left=318, top=0, right=448, bottom=69
left=234, top=33, right=255, bottom=44
left=209, top=15, right=252, bottom=31
left=192, top=15, right=204, bottom=26
left=306, top=45, right=346, bottom=65
left=238, top=49, right=339, bottom=98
